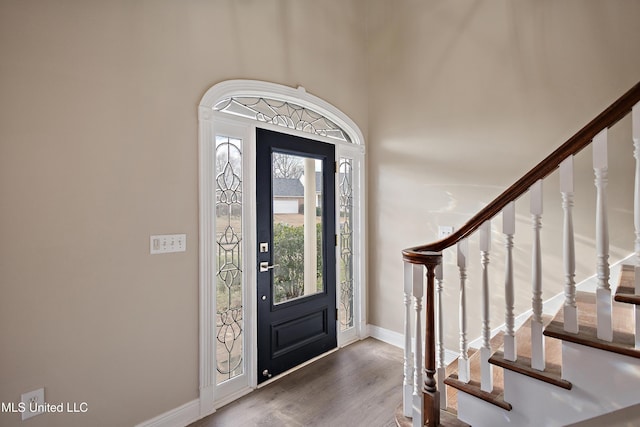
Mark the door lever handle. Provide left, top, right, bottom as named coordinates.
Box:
left=259, top=262, right=279, bottom=272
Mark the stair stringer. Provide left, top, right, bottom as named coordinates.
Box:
left=456, top=340, right=640, bottom=426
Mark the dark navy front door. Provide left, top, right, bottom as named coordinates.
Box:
left=256, top=128, right=337, bottom=383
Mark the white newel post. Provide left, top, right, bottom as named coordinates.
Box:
left=633, top=103, right=640, bottom=265
left=503, top=202, right=517, bottom=361
left=480, top=221, right=493, bottom=392
left=530, top=180, right=546, bottom=371
left=436, top=262, right=447, bottom=409
left=457, top=239, right=470, bottom=383
left=403, top=262, right=414, bottom=417
left=560, top=156, right=578, bottom=334
left=593, top=129, right=613, bottom=342
left=412, top=264, right=424, bottom=427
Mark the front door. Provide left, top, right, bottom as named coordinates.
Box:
left=256, top=128, right=337, bottom=384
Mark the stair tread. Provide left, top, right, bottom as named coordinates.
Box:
left=615, top=264, right=640, bottom=305
left=515, top=314, right=562, bottom=363
left=543, top=291, right=640, bottom=359
left=484, top=314, right=569, bottom=388
left=445, top=313, right=564, bottom=410
left=444, top=332, right=505, bottom=412
left=614, top=286, right=640, bottom=305
left=489, top=350, right=572, bottom=390
left=444, top=374, right=512, bottom=411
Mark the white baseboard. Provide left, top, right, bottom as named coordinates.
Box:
left=368, top=324, right=404, bottom=348
left=135, top=399, right=200, bottom=427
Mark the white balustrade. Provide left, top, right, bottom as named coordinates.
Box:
left=530, top=180, right=546, bottom=371
left=560, top=156, right=578, bottom=334
left=503, top=202, right=517, bottom=361
left=403, top=262, right=414, bottom=417
left=457, top=239, right=470, bottom=383
left=412, top=264, right=424, bottom=427
left=399, top=88, right=640, bottom=426
left=435, top=263, right=447, bottom=409
left=479, top=221, right=493, bottom=392
left=593, top=129, right=613, bottom=342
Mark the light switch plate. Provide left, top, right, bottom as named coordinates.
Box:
left=150, top=234, right=186, bottom=254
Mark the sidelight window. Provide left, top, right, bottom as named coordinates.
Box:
left=215, top=136, right=244, bottom=384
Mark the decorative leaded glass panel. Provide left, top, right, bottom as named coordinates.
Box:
left=339, top=158, right=354, bottom=330
left=213, top=97, right=352, bottom=143
left=215, top=136, right=244, bottom=384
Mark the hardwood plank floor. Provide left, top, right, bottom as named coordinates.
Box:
left=189, top=338, right=403, bottom=427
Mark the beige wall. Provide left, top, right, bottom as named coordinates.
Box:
left=0, top=1, right=366, bottom=426
left=2, top=1, right=640, bottom=426
left=366, top=0, right=640, bottom=349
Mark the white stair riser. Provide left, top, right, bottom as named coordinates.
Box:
left=456, top=392, right=511, bottom=427
left=562, top=342, right=640, bottom=413
left=504, top=370, right=574, bottom=426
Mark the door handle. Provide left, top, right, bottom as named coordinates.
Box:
left=259, top=262, right=279, bottom=272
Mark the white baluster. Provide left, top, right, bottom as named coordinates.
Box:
left=435, top=262, right=447, bottom=409
left=503, top=202, right=517, bottom=361
left=403, top=262, right=414, bottom=417
left=593, top=129, right=613, bottom=342
left=530, top=180, right=546, bottom=371
left=480, top=221, right=493, bottom=392
left=457, top=239, right=470, bottom=383
left=633, top=103, right=640, bottom=265
left=412, top=264, right=424, bottom=427
left=561, top=157, right=578, bottom=334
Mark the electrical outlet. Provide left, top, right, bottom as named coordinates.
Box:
left=150, top=234, right=187, bottom=254
left=438, top=226, right=454, bottom=239
left=21, top=388, right=44, bottom=420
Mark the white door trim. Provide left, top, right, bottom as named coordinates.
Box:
left=198, top=80, right=366, bottom=416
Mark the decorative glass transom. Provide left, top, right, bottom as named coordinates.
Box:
left=214, top=97, right=352, bottom=143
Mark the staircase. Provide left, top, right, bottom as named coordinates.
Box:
left=397, top=82, right=640, bottom=427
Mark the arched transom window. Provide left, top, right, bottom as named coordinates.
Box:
left=214, top=96, right=352, bottom=143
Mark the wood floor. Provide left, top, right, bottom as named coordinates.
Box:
left=189, top=338, right=403, bottom=427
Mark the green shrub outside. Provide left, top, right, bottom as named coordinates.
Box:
left=273, top=222, right=323, bottom=302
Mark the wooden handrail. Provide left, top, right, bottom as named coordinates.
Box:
left=403, top=81, right=640, bottom=264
